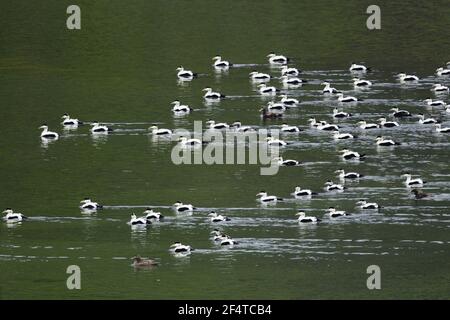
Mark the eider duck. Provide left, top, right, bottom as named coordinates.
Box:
left=296, top=211, right=321, bottom=224
left=170, top=242, right=192, bottom=254
left=333, top=108, right=352, bottom=118
left=206, top=120, right=229, bottom=130
left=349, top=63, right=370, bottom=72
left=390, top=108, right=411, bottom=118
left=327, top=207, right=350, bottom=218
left=336, top=93, right=358, bottom=103
left=378, top=118, right=399, bottom=128
left=220, top=236, right=238, bottom=246
left=129, top=213, right=148, bottom=226
left=281, top=66, right=301, bottom=76
left=418, top=114, right=439, bottom=125
left=173, top=201, right=196, bottom=213
left=293, top=187, right=317, bottom=197
left=131, top=256, right=158, bottom=267
left=79, top=198, right=103, bottom=211
left=256, top=191, right=282, bottom=203
left=411, top=189, right=429, bottom=199
left=266, top=136, right=287, bottom=147
left=267, top=52, right=289, bottom=65
left=178, top=137, right=202, bottom=148
left=212, top=56, right=231, bottom=68
left=340, top=149, right=365, bottom=160
left=353, top=78, right=372, bottom=87
left=375, top=136, right=400, bottom=146
left=210, top=229, right=227, bottom=241
left=149, top=125, right=172, bottom=135
left=402, top=173, right=426, bottom=187
left=2, top=208, right=27, bottom=223
left=230, top=121, right=253, bottom=133
left=176, top=66, right=197, bottom=79
left=335, top=169, right=363, bottom=180
left=258, top=83, right=279, bottom=95
left=436, top=67, right=450, bottom=77
left=267, top=101, right=286, bottom=113
left=356, top=200, right=380, bottom=209
left=424, top=98, right=446, bottom=107
left=280, top=75, right=305, bottom=87
left=249, top=71, right=271, bottom=82
left=39, top=125, right=59, bottom=139
left=171, top=100, right=192, bottom=114
left=317, top=121, right=339, bottom=131
left=203, top=87, right=225, bottom=100
left=397, top=73, right=419, bottom=82
left=280, top=95, right=299, bottom=106
left=324, top=181, right=346, bottom=192
left=208, top=211, right=230, bottom=223
left=333, top=131, right=354, bottom=140
left=322, top=82, right=340, bottom=94
left=358, top=120, right=379, bottom=130
left=434, top=123, right=450, bottom=133
left=431, top=84, right=449, bottom=93
left=91, top=122, right=112, bottom=134
left=144, top=208, right=164, bottom=221
left=260, top=107, right=283, bottom=119
left=61, top=114, right=82, bottom=126
left=272, top=156, right=300, bottom=166
left=280, top=123, right=301, bottom=133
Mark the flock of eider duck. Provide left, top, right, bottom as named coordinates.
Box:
left=4, top=52, right=450, bottom=265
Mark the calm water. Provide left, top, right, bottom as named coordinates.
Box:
left=1, top=1, right=450, bottom=299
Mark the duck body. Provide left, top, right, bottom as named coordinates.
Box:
left=296, top=212, right=320, bottom=224
left=267, top=53, right=289, bottom=65
left=39, top=125, right=59, bottom=139
left=129, top=214, right=149, bottom=226
left=293, top=187, right=316, bottom=197
left=2, top=209, right=27, bottom=223
left=341, top=149, right=365, bottom=160
left=357, top=200, right=380, bottom=209
left=131, top=256, right=158, bottom=267
left=324, top=181, right=346, bottom=192
left=208, top=211, right=230, bottom=223
left=173, top=202, right=196, bottom=213
left=170, top=242, right=192, bottom=254
left=144, top=209, right=164, bottom=221
left=327, top=208, right=350, bottom=218
left=79, top=199, right=103, bottom=211
left=256, top=192, right=281, bottom=203
left=335, top=169, right=363, bottom=180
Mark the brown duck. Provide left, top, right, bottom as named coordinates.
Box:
left=131, top=256, right=158, bottom=267
left=260, top=107, right=283, bottom=119
left=411, top=189, right=429, bottom=199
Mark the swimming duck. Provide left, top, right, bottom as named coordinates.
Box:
left=356, top=200, right=380, bottom=209
left=178, top=137, right=203, bottom=148
left=266, top=136, right=288, bottom=147
left=411, top=189, right=429, bottom=199
left=272, top=156, right=300, bottom=166
left=296, top=211, right=321, bottom=224
left=267, top=101, right=287, bottom=113
left=249, top=71, right=271, bottom=82
left=39, top=124, right=59, bottom=139
left=434, top=123, right=450, bottom=133
left=220, top=235, right=238, bottom=246
left=281, top=66, right=301, bottom=76
left=170, top=242, right=192, bottom=254
left=358, top=120, right=379, bottom=130
left=280, top=95, right=299, bottom=106
left=176, top=66, right=197, bottom=79
left=208, top=211, right=230, bottom=223
left=335, top=169, right=363, bottom=179
left=418, top=114, right=439, bottom=125
left=327, top=207, right=350, bottom=218
left=397, top=73, right=419, bottom=82
left=322, top=82, right=340, bottom=94
left=203, top=87, right=225, bottom=100
left=61, top=114, right=82, bottom=126
left=390, top=108, right=411, bottom=118
left=171, top=100, right=192, bottom=114
left=333, top=108, right=352, bottom=118
left=211, top=229, right=227, bottom=241
left=353, top=78, right=372, bottom=87
left=149, top=125, right=172, bottom=135
left=91, top=122, right=112, bottom=134
left=317, top=121, right=339, bottom=131
left=230, top=121, right=253, bottom=133
left=206, top=120, right=229, bottom=130
left=424, top=98, right=446, bottom=107
left=79, top=198, right=103, bottom=210
left=260, top=107, right=283, bottom=119
left=324, top=181, right=346, bottom=192
left=280, top=123, right=301, bottom=133
left=258, top=83, right=279, bottom=95
left=256, top=191, right=282, bottom=203
left=378, top=118, right=399, bottom=128
left=349, top=63, right=370, bottom=72
left=129, top=213, right=148, bottom=226
left=333, top=131, right=354, bottom=140
left=308, top=118, right=324, bottom=128
left=131, top=256, right=158, bottom=267
left=375, top=136, right=400, bottom=146
left=2, top=208, right=27, bottom=223
left=402, top=173, right=426, bottom=187
left=436, top=67, right=450, bottom=77
left=280, top=75, right=305, bottom=87
left=336, top=93, right=358, bottom=103
left=267, top=52, right=289, bottom=65
left=293, top=187, right=317, bottom=197
left=432, top=84, right=449, bottom=93
left=173, top=201, right=196, bottom=213
left=144, top=208, right=164, bottom=221
left=212, top=56, right=231, bottom=68
left=340, top=149, right=365, bottom=160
